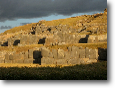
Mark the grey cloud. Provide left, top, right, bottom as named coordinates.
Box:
left=0, top=0, right=107, bottom=22
left=0, top=26, right=12, bottom=30
left=20, top=23, right=31, bottom=26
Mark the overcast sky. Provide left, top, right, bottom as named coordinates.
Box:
left=0, top=0, right=107, bottom=33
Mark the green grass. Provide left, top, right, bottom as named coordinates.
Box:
left=0, top=61, right=107, bottom=80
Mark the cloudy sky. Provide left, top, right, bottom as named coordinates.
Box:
left=0, top=0, right=107, bottom=33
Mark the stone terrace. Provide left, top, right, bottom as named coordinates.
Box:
left=0, top=9, right=107, bottom=65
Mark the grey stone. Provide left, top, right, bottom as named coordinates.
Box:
left=28, top=49, right=33, bottom=58
left=65, top=34, right=69, bottom=43
left=64, top=51, right=70, bottom=60
left=89, top=49, right=96, bottom=59
left=13, top=53, right=18, bottom=60
left=14, top=59, right=24, bottom=63
left=19, top=52, right=24, bottom=59
left=54, top=59, right=67, bottom=65
left=48, top=52, right=53, bottom=58
left=70, top=48, right=76, bottom=59
left=52, top=49, right=58, bottom=59
left=41, top=47, right=50, bottom=57
left=41, top=57, right=54, bottom=65
left=88, top=38, right=92, bottom=43
left=75, top=35, right=81, bottom=43
left=5, top=53, right=9, bottom=60
left=57, top=49, right=65, bottom=59
left=8, top=38, right=14, bottom=46
left=20, top=35, right=27, bottom=45
left=94, top=36, right=98, bottom=43
left=69, top=35, right=74, bottom=43
left=24, top=59, right=33, bottom=64
left=24, top=51, right=28, bottom=59
left=0, top=55, right=4, bottom=63
left=71, top=46, right=79, bottom=59
left=85, top=47, right=89, bottom=58
left=36, top=26, right=42, bottom=34
left=68, top=58, right=81, bottom=65
left=68, top=46, right=72, bottom=52
left=5, top=59, right=12, bottom=63
left=9, top=54, right=13, bottom=60
left=0, top=60, right=4, bottom=63
left=79, top=47, right=86, bottom=58
left=57, top=31, right=63, bottom=38
left=76, top=47, right=80, bottom=58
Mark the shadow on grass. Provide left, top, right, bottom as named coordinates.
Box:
left=0, top=61, right=107, bottom=80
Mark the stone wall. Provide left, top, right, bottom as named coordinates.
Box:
left=20, top=35, right=39, bottom=45
left=0, top=46, right=106, bottom=65
left=1, top=24, right=107, bottom=47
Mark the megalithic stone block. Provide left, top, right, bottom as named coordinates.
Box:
left=19, top=52, right=24, bottom=59
left=28, top=49, right=33, bottom=58
left=89, top=49, right=97, bottom=59
left=57, top=49, right=65, bottom=59
left=94, top=36, right=98, bottom=43
left=5, top=59, right=12, bottom=63
left=64, top=51, right=70, bottom=60
left=48, top=52, right=53, bottom=58
left=79, top=47, right=86, bottom=58
left=5, top=53, right=9, bottom=60
left=9, top=54, right=13, bottom=60
left=54, top=59, right=67, bottom=65
left=75, top=46, right=80, bottom=59
left=85, top=47, right=89, bottom=58
left=32, top=35, right=38, bottom=44
left=41, top=57, right=54, bottom=65
left=24, top=59, right=33, bottom=64
left=68, top=58, right=81, bottom=65
left=24, top=51, right=28, bottom=59
left=41, top=47, right=50, bottom=57
left=0, top=60, right=4, bottom=63
left=71, top=46, right=79, bottom=59
left=52, top=49, right=58, bottom=59
left=14, top=59, right=24, bottom=63
left=68, top=46, right=72, bottom=52
left=13, top=52, right=17, bottom=60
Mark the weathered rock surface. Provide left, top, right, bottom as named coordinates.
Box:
left=0, top=9, right=107, bottom=65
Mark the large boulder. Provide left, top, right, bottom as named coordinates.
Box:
left=41, top=57, right=54, bottom=65
left=79, top=47, right=85, bottom=58
left=57, top=48, right=65, bottom=59
left=41, top=47, right=50, bottom=57
left=52, top=49, right=58, bottom=59
left=28, top=49, right=33, bottom=58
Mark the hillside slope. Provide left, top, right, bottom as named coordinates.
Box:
left=0, top=8, right=107, bottom=36
left=0, top=9, right=107, bottom=65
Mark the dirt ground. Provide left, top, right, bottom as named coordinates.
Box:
left=0, top=63, right=75, bottom=68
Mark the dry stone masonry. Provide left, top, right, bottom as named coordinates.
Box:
left=0, top=46, right=106, bottom=65
left=0, top=9, right=107, bottom=65
left=0, top=21, right=107, bottom=47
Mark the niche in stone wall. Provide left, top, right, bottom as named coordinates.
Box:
left=1, top=41, right=8, bottom=46
left=98, top=48, right=107, bottom=61
left=13, top=39, right=20, bottom=46
left=79, top=35, right=89, bottom=43
left=33, top=50, right=42, bottom=64
left=38, top=37, right=46, bottom=44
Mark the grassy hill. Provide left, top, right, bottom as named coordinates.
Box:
left=0, top=9, right=107, bottom=36
left=0, top=61, right=107, bottom=80
left=0, top=9, right=107, bottom=52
